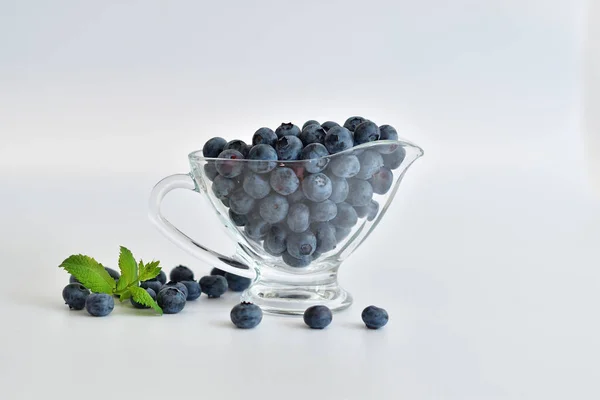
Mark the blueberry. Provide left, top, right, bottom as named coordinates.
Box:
left=361, top=305, right=389, bottom=329
left=245, top=214, right=271, bottom=239
left=229, top=188, right=256, bottom=215
left=264, top=224, right=288, bottom=255
left=326, top=173, right=349, bottom=203
left=247, top=144, right=278, bottom=174
left=287, top=203, right=311, bottom=233
left=229, top=209, right=249, bottom=226
left=211, top=175, right=237, bottom=199
left=353, top=121, right=380, bottom=145
left=199, top=275, right=228, bottom=298
left=170, top=265, right=194, bottom=282
left=321, top=121, right=340, bottom=132
left=324, top=126, right=354, bottom=154
left=287, top=230, right=317, bottom=258
left=369, top=167, right=393, bottom=194
left=230, top=302, right=263, bottom=329
left=366, top=200, right=379, bottom=221
left=302, top=173, right=332, bottom=202
left=300, top=143, right=329, bottom=173
left=215, top=149, right=245, bottom=178
left=157, top=287, right=186, bottom=314
left=224, top=272, right=252, bottom=292
left=334, top=226, right=352, bottom=242
left=331, top=202, right=358, bottom=228
left=204, top=162, right=219, bottom=181
left=221, top=198, right=230, bottom=207
left=379, top=125, right=398, bottom=141
left=343, top=116, right=367, bottom=132
left=224, top=139, right=250, bottom=158
left=144, top=270, right=167, bottom=285
left=355, top=150, right=384, bottom=180
left=302, top=120, right=320, bottom=130
left=270, top=167, right=300, bottom=195
left=282, top=251, right=312, bottom=267
left=382, top=146, right=406, bottom=170
left=140, top=280, right=163, bottom=294
left=165, top=281, right=189, bottom=299
left=180, top=280, right=202, bottom=301
left=203, top=137, right=227, bottom=158
left=243, top=172, right=271, bottom=199
left=131, top=288, right=157, bottom=309
left=299, top=124, right=326, bottom=146
left=105, top=267, right=121, bottom=282
left=210, top=267, right=226, bottom=276
left=310, top=200, right=337, bottom=222
left=62, top=283, right=90, bottom=310
left=69, top=275, right=80, bottom=284
left=303, top=305, right=332, bottom=329
left=85, top=293, right=114, bottom=317
left=259, top=194, right=289, bottom=223
left=329, top=154, right=360, bottom=178
left=275, top=135, right=303, bottom=160
left=311, top=222, right=337, bottom=253
left=252, top=127, right=278, bottom=147
left=346, top=179, right=373, bottom=206
left=275, top=122, right=301, bottom=138
left=287, top=188, right=306, bottom=203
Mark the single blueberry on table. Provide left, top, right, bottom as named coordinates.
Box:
left=211, top=267, right=226, bottom=276
left=361, top=305, right=389, bottom=329
left=303, top=305, right=333, bottom=329
left=275, top=135, right=303, bottom=160
left=252, top=127, right=278, bottom=147
left=264, top=224, right=288, bottom=255
left=353, top=120, right=380, bottom=145
left=199, top=275, right=228, bottom=298
left=211, top=175, right=237, bottom=199
left=180, top=280, right=202, bottom=301
left=287, top=230, right=317, bottom=258
left=331, top=202, right=358, bottom=229
left=282, top=251, right=312, bottom=268
left=247, top=144, right=278, bottom=174
left=62, top=283, right=90, bottom=310
left=131, top=288, right=157, bottom=309
left=140, top=280, right=163, bottom=294
left=321, top=121, right=340, bottom=132
left=270, top=167, right=300, bottom=196
left=334, top=226, right=352, bottom=243
left=224, top=272, right=252, bottom=292
left=144, top=270, right=167, bottom=285
left=300, top=143, right=329, bottom=173
left=244, top=214, right=271, bottom=240
left=382, top=146, right=406, bottom=170
left=329, top=154, right=360, bottom=178
left=346, top=179, right=374, bottom=207
left=229, top=188, right=256, bottom=215
left=378, top=125, right=398, bottom=141
left=302, top=173, right=333, bottom=202
left=369, top=167, right=393, bottom=194
left=287, top=203, right=311, bottom=233
left=243, top=171, right=271, bottom=199
left=259, top=194, right=290, bottom=224
left=355, top=150, right=384, bottom=180
left=229, top=209, right=249, bottom=227
left=310, top=200, right=337, bottom=222
left=311, top=222, right=337, bottom=253
left=85, top=293, right=114, bottom=317
left=170, top=265, right=194, bottom=282
left=230, top=302, right=263, bottom=329
left=326, top=172, right=349, bottom=204
left=343, top=116, right=367, bottom=132
left=215, top=149, right=245, bottom=178
left=224, top=139, right=250, bottom=158
left=203, top=162, right=219, bottom=181
left=203, top=137, right=228, bottom=158
left=302, top=120, right=320, bottom=130
left=299, top=124, right=326, bottom=146
left=165, top=281, right=189, bottom=299
left=157, top=287, right=186, bottom=314
left=324, top=126, right=354, bottom=154
left=275, top=122, right=301, bottom=138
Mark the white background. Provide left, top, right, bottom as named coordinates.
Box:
left=1, top=1, right=599, bottom=399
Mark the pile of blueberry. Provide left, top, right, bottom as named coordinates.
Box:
left=202, top=116, right=405, bottom=268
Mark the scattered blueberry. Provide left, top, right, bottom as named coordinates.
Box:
left=140, top=280, right=163, bottom=294
left=199, top=275, right=228, bottom=298
left=165, top=281, right=189, bottom=299
left=275, top=135, right=303, bottom=160
left=287, top=230, right=317, bottom=258
left=321, top=121, right=340, bottom=131
left=252, top=127, right=278, bottom=147
left=243, top=172, right=271, bottom=199
left=275, top=122, right=301, bottom=138
left=353, top=121, right=380, bottom=145
left=230, top=302, right=263, bottom=329
left=310, top=200, right=337, bottom=222
left=229, top=209, right=249, bottom=226
left=131, top=288, right=157, bottom=309
left=224, top=139, right=250, bottom=158
left=203, top=137, right=228, bottom=158
left=346, top=179, right=374, bottom=207
left=312, top=222, right=337, bottom=253
left=248, top=144, right=278, bottom=173
left=210, top=267, right=226, bottom=276
left=145, top=270, right=167, bottom=285
left=69, top=275, right=79, bottom=284
left=105, top=267, right=121, bottom=282
left=224, top=272, right=252, bottom=292
left=229, top=188, right=256, bottom=215
left=302, top=173, right=332, bottom=202
left=326, top=172, right=349, bottom=203
left=287, top=203, right=311, bottom=233
left=157, top=287, right=186, bottom=314
left=302, top=120, right=320, bottom=130
left=300, top=143, right=329, bottom=173
left=170, top=265, right=194, bottom=282
left=331, top=202, right=358, bottom=228
left=303, top=305, right=333, bottom=329
left=299, top=124, right=326, bottom=146
left=264, top=224, right=288, bottom=255
left=215, top=149, right=245, bottom=178
left=361, top=305, right=389, bottom=329
left=382, top=146, right=406, bottom=170
left=62, top=283, right=90, bottom=310
left=270, top=167, right=300, bottom=195
left=282, top=251, right=312, bottom=267
left=369, top=167, right=393, bottom=194
left=180, top=280, right=202, bottom=301
left=85, top=293, right=114, bottom=317
left=324, top=126, right=354, bottom=154
left=259, top=194, right=289, bottom=224
left=355, top=150, right=384, bottom=180
left=329, top=154, right=360, bottom=178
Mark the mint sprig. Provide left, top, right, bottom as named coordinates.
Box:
left=59, top=246, right=163, bottom=315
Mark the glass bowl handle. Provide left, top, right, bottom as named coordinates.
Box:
left=148, top=173, right=255, bottom=279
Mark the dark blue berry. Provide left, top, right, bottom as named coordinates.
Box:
left=275, top=135, right=303, bottom=160
left=299, top=124, right=326, bottom=146
left=355, top=150, right=384, bottom=180
left=85, top=293, right=114, bottom=317
left=140, top=280, right=163, bottom=294
left=270, top=167, right=300, bottom=196
left=329, top=154, right=360, bottom=178
left=180, top=280, right=201, bottom=301
left=331, top=202, right=358, bottom=228
left=224, top=139, right=250, bottom=158
left=252, top=127, right=278, bottom=147
left=259, top=194, right=289, bottom=223
left=343, top=116, right=367, bottom=132
left=312, top=222, right=337, bottom=253
left=353, top=121, right=380, bottom=145
left=230, top=302, right=263, bottom=329
left=382, top=146, right=406, bottom=170
left=275, top=122, right=301, bottom=138
left=170, top=265, right=194, bottom=282
left=229, top=188, right=256, bottom=215
left=264, top=224, right=288, bottom=255
left=165, top=281, right=189, bottom=299
left=282, top=251, right=312, bottom=267
left=243, top=172, right=271, bottom=199
left=369, top=167, right=393, bottom=194
left=379, top=125, right=398, bottom=141
left=211, top=175, right=237, bottom=199
left=144, top=270, right=167, bottom=285
left=302, top=173, right=332, bottom=202
left=346, top=179, right=373, bottom=207
left=287, top=203, right=311, bottom=233
left=303, top=305, right=332, bottom=329
left=321, top=121, right=340, bottom=132
left=287, top=230, right=317, bottom=258
left=62, top=283, right=90, bottom=310
left=324, top=126, right=354, bottom=154
left=229, top=209, right=249, bottom=226
left=211, top=267, right=226, bottom=276
left=302, top=120, right=320, bottom=130
left=326, top=172, right=349, bottom=203
left=361, top=305, right=389, bottom=329
left=204, top=162, right=219, bottom=181
left=199, top=275, right=228, bottom=298
left=203, top=137, right=227, bottom=158
left=248, top=144, right=278, bottom=174
left=69, top=275, right=80, bottom=284
left=245, top=213, right=271, bottom=239
left=300, top=143, right=329, bottom=173
left=105, top=267, right=121, bottom=281
left=131, top=288, right=157, bottom=309
left=157, top=287, right=186, bottom=314
left=224, top=272, right=252, bottom=292
left=215, top=149, right=245, bottom=178
left=335, top=226, right=352, bottom=242
left=287, top=188, right=306, bottom=203
left=310, top=200, right=337, bottom=222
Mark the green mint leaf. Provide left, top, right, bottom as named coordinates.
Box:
left=129, top=286, right=163, bottom=315
left=116, top=246, right=137, bottom=292
left=59, top=254, right=116, bottom=294
left=119, top=291, right=132, bottom=302
left=138, top=260, right=161, bottom=282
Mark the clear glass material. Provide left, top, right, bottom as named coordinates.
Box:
left=149, top=139, right=423, bottom=315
